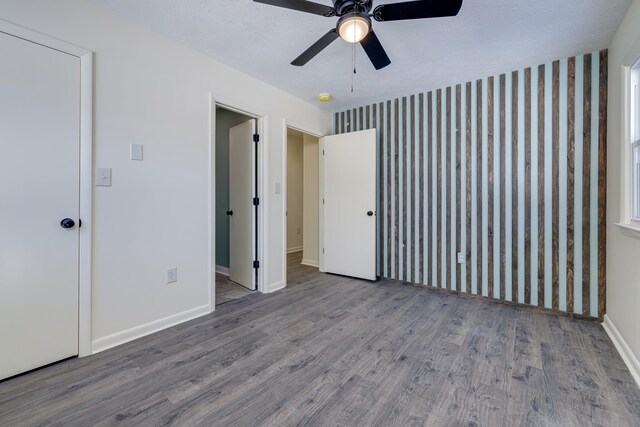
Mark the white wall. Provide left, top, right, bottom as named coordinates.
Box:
left=287, top=130, right=303, bottom=252
left=605, top=0, right=640, bottom=383
left=303, top=134, right=320, bottom=266
left=0, top=0, right=330, bottom=350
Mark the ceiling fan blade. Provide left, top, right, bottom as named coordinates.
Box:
left=253, top=0, right=335, bottom=17
left=373, top=0, right=463, bottom=22
left=360, top=30, right=391, bottom=70
left=291, top=29, right=340, bottom=66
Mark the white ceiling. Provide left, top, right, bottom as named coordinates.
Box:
left=90, top=0, right=631, bottom=112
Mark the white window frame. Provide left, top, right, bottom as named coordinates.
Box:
left=631, top=64, right=640, bottom=222
left=618, top=40, right=640, bottom=235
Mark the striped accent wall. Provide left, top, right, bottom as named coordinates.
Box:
left=332, top=50, right=608, bottom=319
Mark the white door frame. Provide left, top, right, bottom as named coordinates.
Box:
left=281, top=120, right=324, bottom=288
left=0, top=19, right=94, bottom=357
left=210, top=95, right=268, bottom=308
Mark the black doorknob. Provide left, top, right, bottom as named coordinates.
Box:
left=367, top=211, right=374, bottom=216
left=60, top=218, right=75, bottom=229
left=226, top=210, right=233, bottom=216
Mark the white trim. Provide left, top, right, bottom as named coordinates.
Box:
left=267, top=281, right=286, bottom=293
left=287, top=246, right=303, bottom=254
left=209, top=95, right=216, bottom=309
left=301, top=259, right=319, bottom=268
left=614, top=221, right=640, bottom=238
left=91, top=304, right=211, bottom=354
left=210, top=95, right=268, bottom=308
left=602, top=315, right=640, bottom=389
left=0, top=19, right=89, bottom=57
left=77, top=48, right=93, bottom=358
left=0, top=19, right=94, bottom=358
left=282, top=120, right=325, bottom=289
left=261, top=116, right=270, bottom=294
left=319, top=137, right=326, bottom=273
left=620, top=65, right=632, bottom=225
left=215, top=265, right=230, bottom=276
left=282, top=121, right=288, bottom=288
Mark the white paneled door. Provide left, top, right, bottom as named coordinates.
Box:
left=0, top=32, right=81, bottom=380
left=228, top=120, right=256, bottom=290
left=321, top=129, right=377, bottom=281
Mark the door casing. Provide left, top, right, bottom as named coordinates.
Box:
left=0, top=19, right=94, bottom=357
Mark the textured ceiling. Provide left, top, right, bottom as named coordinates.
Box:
left=90, top=0, right=631, bottom=112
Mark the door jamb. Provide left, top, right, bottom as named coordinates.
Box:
left=281, top=120, right=324, bottom=288
left=210, top=95, right=268, bottom=309
left=0, top=19, right=94, bottom=357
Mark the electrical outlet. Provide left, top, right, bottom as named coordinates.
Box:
left=167, top=267, right=178, bottom=283
left=457, top=252, right=465, bottom=264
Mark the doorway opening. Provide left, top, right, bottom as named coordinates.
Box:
left=214, top=105, right=261, bottom=306
left=286, top=127, right=320, bottom=284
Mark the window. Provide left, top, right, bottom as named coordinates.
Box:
left=632, top=63, right=640, bottom=221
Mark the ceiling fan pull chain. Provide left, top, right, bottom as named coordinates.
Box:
left=351, top=34, right=356, bottom=93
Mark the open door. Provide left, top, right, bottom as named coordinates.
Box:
left=229, top=120, right=256, bottom=290
left=320, top=129, right=377, bottom=281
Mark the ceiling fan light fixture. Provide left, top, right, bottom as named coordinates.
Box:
left=337, top=13, right=371, bottom=43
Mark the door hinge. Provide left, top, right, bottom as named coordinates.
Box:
left=322, top=198, right=325, bottom=205
left=253, top=134, right=259, bottom=143
left=253, top=197, right=260, bottom=206
left=323, top=149, right=325, bottom=155
left=253, top=260, right=260, bottom=269
left=322, top=248, right=325, bottom=254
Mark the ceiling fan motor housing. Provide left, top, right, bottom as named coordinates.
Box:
left=333, top=0, right=373, bottom=16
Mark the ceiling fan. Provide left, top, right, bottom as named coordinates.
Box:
left=254, top=0, right=463, bottom=70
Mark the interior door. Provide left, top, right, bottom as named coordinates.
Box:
left=228, top=120, right=255, bottom=290
left=321, top=129, right=377, bottom=281
left=0, top=31, right=80, bottom=380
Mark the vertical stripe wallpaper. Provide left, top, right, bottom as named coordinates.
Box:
left=332, top=50, right=608, bottom=319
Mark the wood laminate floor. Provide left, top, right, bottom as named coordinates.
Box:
left=1, top=263, right=639, bottom=426
left=215, top=273, right=253, bottom=306
left=287, top=250, right=318, bottom=283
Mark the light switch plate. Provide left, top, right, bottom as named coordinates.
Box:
left=130, top=143, right=143, bottom=161
left=275, top=182, right=281, bottom=194
left=96, top=168, right=112, bottom=187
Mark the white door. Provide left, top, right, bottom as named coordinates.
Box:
left=228, top=120, right=255, bottom=290
left=321, top=129, right=377, bottom=281
left=0, top=31, right=80, bottom=380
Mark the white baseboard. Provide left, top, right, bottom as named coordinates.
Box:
left=215, top=265, right=229, bottom=276
left=91, top=304, right=211, bottom=354
left=301, top=258, right=319, bottom=268
left=603, top=314, right=640, bottom=389
left=268, top=281, right=285, bottom=293
left=287, top=246, right=303, bottom=254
